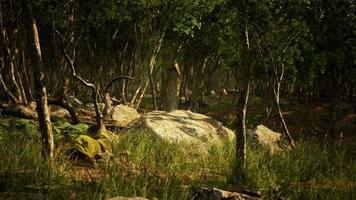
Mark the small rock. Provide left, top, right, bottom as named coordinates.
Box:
left=210, top=90, right=216, bottom=96
left=51, top=108, right=70, bottom=119
left=221, top=89, right=228, bottom=96
left=247, top=125, right=288, bottom=153
left=112, top=104, right=140, bottom=128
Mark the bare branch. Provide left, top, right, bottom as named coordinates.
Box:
left=105, top=76, right=134, bottom=92
left=58, top=30, right=103, bottom=128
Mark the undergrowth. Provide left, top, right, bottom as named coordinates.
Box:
left=0, top=117, right=355, bottom=199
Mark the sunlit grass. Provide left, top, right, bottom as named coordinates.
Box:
left=0, top=117, right=355, bottom=199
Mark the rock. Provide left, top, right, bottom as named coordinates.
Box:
left=247, top=125, right=287, bottom=152
left=221, top=88, right=228, bottom=96
left=193, top=187, right=260, bottom=200
left=107, top=197, right=148, bottom=200
left=51, top=108, right=70, bottom=119
left=112, top=104, right=140, bottom=128
left=28, top=102, right=71, bottom=120
left=136, top=110, right=235, bottom=151
left=210, top=90, right=216, bottom=96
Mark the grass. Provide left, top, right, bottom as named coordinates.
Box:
left=0, top=117, right=355, bottom=199
left=245, top=142, right=356, bottom=199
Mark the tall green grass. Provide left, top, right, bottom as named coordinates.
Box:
left=0, top=117, right=355, bottom=199
left=0, top=119, right=72, bottom=199
left=245, top=142, right=356, bottom=199
left=89, top=129, right=235, bottom=199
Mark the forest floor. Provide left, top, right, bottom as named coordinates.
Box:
left=0, top=97, right=355, bottom=199
left=198, top=96, right=356, bottom=153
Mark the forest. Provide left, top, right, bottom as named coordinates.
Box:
left=0, top=0, right=355, bottom=199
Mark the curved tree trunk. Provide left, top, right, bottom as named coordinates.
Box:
left=273, top=73, right=295, bottom=147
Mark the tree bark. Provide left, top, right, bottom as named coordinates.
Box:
left=0, top=1, right=22, bottom=104
left=23, top=0, right=54, bottom=159
left=273, top=63, right=295, bottom=147
left=161, top=46, right=181, bottom=111
left=234, top=0, right=252, bottom=178
left=189, top=56, right=209, bottom=112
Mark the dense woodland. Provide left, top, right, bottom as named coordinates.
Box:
left=0, top=0, right=355, bottom=199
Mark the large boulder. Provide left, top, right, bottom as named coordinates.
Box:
left=136, top=110, right=235, bottom=150
left=112, top=104, right=140, bottom=128
left=247, top=125, right=287, bottom=152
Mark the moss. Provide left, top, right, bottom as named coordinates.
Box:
left=71, top=135, right=102, bottom=159
left=69, top=125, right=113, bottom=160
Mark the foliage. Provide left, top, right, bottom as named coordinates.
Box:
left=52, top=120, right=89, bottom=142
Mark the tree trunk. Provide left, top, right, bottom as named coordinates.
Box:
left=234, top=0, right=252, bottom=178
left=189, top=56, right=209, bottom=112
left=161, top=46, right=181, bottom=111
left=0, top=1, right=23, bottom=104
left=23, top=0, right=54, bottom=159
left=273, top=74, right=295, bottom=146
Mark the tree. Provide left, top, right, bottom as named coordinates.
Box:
left=23, top=0, right=54, bottom=159
left=234, top=0, right=252, bottom=178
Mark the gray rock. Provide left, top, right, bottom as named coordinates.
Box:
left=112, top=104, right=140, bottom=128
left=247, top=125, right=287, bottom=153
left=136, top=110, right=235, bottom=151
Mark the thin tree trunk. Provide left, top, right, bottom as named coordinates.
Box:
left=273, top=76, right=295, bottom=146
left=0, top=66, right=20, bottom=104
left=0, top=2, right=23, bottom=103
left=234, top=0, right=252, bottom=178
left=24, top=0, right=54, bottom=159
